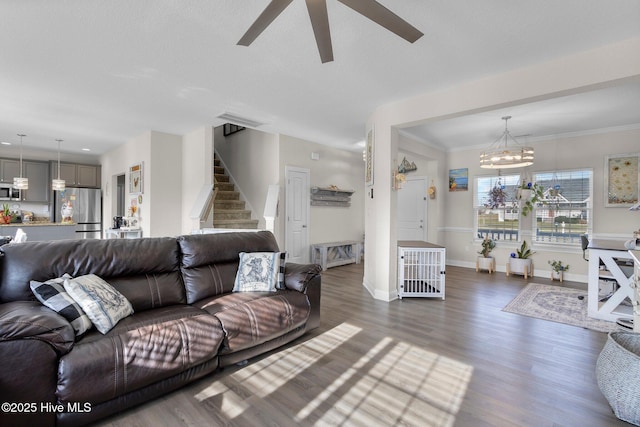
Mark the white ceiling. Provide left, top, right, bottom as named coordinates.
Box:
left=0, top=1, right=639, bottom=156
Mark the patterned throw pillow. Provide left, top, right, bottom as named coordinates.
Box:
left=233, top=252, right=286, bottom=292
left=64, top=274, right=134, bottom=334
left=30, top=274, right=93, bottom=336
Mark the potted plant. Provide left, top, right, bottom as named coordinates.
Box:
left=520, top=182, right=545, bottom=216
left=486, top=180, right=508, bottom=208
left=476, top=237, right=496, bottom=273
left=548, top=260, right=569, bottom=282
left=507, top=240, right=535, bottom=278
left=0, top=204, right=11, bottom=224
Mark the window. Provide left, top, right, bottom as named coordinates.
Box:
left=532, top=169, right=593, bottom=245
left=475, top=173, right=521, bottom=241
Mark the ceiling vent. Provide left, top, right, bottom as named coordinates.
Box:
left=216, top=113, right=264, bottom=128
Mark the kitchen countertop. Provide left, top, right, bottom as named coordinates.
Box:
left=0, top=222, right=76, bottom=227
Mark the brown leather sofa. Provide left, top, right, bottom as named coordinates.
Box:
left=0, top=231, right=321, bottom=427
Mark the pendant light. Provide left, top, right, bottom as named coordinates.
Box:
left=52, top=139, right=65, bottom=191
left=480, top=116, right=534, bottom=169
left=13, top=134, right=28, bottom=190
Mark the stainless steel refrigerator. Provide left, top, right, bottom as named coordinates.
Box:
left=54, top=188, right=102, bottom=239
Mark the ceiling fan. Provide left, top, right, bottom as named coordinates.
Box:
left=238, top=0, right=424, bottom=63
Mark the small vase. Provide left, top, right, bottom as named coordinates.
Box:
left=551, top=270, right=563, bottom=282
left=61, top=204, right=74, bottom=224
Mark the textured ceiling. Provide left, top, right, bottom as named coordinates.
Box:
left=0, top=1, right=639, bottom=156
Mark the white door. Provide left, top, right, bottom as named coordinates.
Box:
left=285, top=166, right=310, bottom=263
left=397, top=176, right=427, bottom=241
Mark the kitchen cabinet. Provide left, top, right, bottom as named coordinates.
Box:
left=53, top=162, right=101, bottom=188
left=22, top=161, right=50, bottom=202
left=0, top=159, right=20, bottom=184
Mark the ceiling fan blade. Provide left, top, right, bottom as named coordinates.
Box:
left=305, top=0, right=334, bottom=63
left=337, top=0, right=423, bottom=43
left=237, top=0, right=294, bottom=46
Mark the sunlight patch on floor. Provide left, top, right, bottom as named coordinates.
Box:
left=299, top=339, right=473, bottom=426
left=193, top=322, right=472, bottom=426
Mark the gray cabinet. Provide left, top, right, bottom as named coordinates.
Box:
left=0, top=159, right=20, bottom=184
left=53, top=162, right=101, bottom=188
left=22, top=161, right=50, bottom=202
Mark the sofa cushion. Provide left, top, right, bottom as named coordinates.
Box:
left=194, top=291, right=310, bottom=354
left=178, top=231, right=280, bottom=304
left=56, top=305, right=224, bottom=404
left=0, top=237, right=183, bottom=305
left=64, top=275, right=134, bottom=334
left=30, top=274, right=93, bottom=336
left=233, top=252, right=285, bottom=292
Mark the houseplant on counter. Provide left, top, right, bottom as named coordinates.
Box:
left=548, top=260, right=569, bottom=282
left=476, top=236, right=496, bottom=274
left=507, top=240, right=535, bottom=279
left=0, top=204, right=11, bottom=224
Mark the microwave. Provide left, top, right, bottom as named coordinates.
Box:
left=0, top=184, right=21, bottom=201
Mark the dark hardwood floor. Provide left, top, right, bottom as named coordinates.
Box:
left=97, top=264, right=625, bottom=427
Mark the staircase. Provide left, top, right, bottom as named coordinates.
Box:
left=213, top=155, right=259, bottom=229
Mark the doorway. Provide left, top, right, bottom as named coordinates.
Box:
left=116, top=174, right=125, bottom=217
left=397, top=176, right=428, bottom=241
left=285, top=166, right=310, bottom=263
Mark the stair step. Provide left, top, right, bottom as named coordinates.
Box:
left=214, top=200, right=246, bottom=210
left=214, top=158, right=221, bottom=166
left=214, top=173, right=229, bottom=183
left=214, top=210, right=252, bottom=220
left=215, top=182, right=235, bottom=192
left=216, top=191, right=239, bottom=200
left=214, top=166, right=225, bottom=175
left=212, top=219, right=259, bottom=229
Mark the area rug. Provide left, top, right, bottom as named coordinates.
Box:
left=503, top=283, right=622, bottom=333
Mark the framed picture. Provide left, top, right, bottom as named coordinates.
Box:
left=365, top=128, right=374, bottom=186
left=129, top=162, right=143, bottom=194
left=449, top=168, right=468, bottom=191
left=605, top=153, right=639, bottom=207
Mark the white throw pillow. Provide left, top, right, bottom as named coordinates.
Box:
left=233, top=252, right=286, bottom=292
left=64, top=274, right=134, bottom=334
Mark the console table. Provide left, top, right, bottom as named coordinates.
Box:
left=311, top=240, right=362, bottom=270
left=587, top=239, right=635, bottom=322
left=105, top=228, right=142, bottom=239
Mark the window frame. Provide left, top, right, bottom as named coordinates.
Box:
left=531, top=168, right=593, bottom=246
left=474, top=173, right=521, bottom=243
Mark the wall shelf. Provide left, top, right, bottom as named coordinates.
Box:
left=310, top=187, right=354, bottom=207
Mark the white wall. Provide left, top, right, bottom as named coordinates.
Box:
left=101, top=131, right=152, bottom=237
left=181, top=126, right=213, bottom=234
left=101, top=130, right=185, bottom=238
left=279, top=134, right=365, bottom=247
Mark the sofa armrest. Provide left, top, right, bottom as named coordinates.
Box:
left=284, top=263, right=322, bottom=293
left=0, top=301, right=75, bottom=355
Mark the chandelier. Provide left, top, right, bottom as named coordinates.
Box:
left=480, top=116, right=534, bottom=169
left=13, top=133, right=28, bottom=190
left=52, top=139, right=66, bottom=191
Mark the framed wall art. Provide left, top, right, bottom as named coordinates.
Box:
left=449, top=168, right=468, bottom=191
left=605, top=153, right=639, bottom=207
left=129, top=162, right=144, bottom=194
left=365, top=128, right=374, bottom=186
